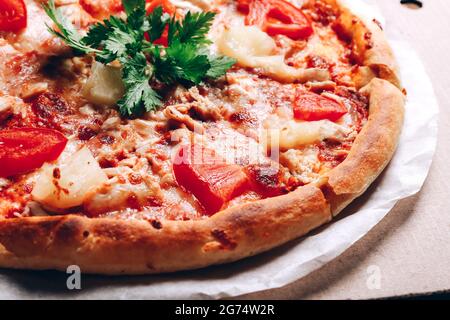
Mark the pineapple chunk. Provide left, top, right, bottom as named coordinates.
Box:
left=82, top=62, right=125, bottom=106
left=32, top=147, right=108, bottom=210
left=265, top=119, right=353, bottom=151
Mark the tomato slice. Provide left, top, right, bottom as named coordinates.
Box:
left=145, top=0, right=177, bottom=47
left=237, top=0, right=313, bottom=40
left=80, top=0, right=123, bottom=19
left=0, top=128, right=67, bottom=178
left=265, top=21, right=313, bottom=40
left=0, top=0, right=27, bottom=32
left=173, top=145, right=250, bottom=215
left=146, top=0, right=176, bottom=14
left=294, top=91, right=348, bottom=122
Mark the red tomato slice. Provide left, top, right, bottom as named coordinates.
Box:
left=146, top=0, right=176, bottom=14
left=79, top=0, right=123, bottom=19
left=268, top=0, right=310, bottom=24
left=145, top=0, right=177, bottom=47
left=294, top=91, right=348, bottom=122
left=237, top=0, right=313, bottom=40
left=173, top=145, right=250, bottom=215
left=0, top=0, right=27, bottom=32
left=265, top=21, right=313, bottom=40
left=0, top=128, right=67, bottom=178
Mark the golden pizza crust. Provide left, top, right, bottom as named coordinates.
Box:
left=0, top=185, right=330, bottom=274
left=323, top=78, right=405, bottom=216
left=0, top=0, right=405, bottom=274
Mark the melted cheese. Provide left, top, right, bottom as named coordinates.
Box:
left=217, top=25, right=329, bottom=83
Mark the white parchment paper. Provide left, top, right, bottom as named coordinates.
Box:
left=0, top=0, right=439, bottom=299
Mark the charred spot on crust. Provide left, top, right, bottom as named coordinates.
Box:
left=149, top=219, right=163, bottom=230
left=82, top=230, right=90, bottom=238
left=54, top=218, right=84, bottom=243
left=211, top=229, right=237, bottom=250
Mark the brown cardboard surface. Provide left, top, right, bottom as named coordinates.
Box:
left=241, top=0, right=450, bottom=299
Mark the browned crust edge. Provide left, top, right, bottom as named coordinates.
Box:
left=0, top=185, right=331, bottom=274
left=323, top=78, right=405, bottom=216
left=0, top=1, right=405, bottom=274
left=329, top=0, right=402, bottom=88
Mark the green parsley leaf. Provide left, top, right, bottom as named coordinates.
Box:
left=206, top=55, right=236, bottom=79
left=167, top=11, right=215, bottom=46
left=147, top=6, right=168, bottom=42
left=154, top=40, right=210, bottom=85
left=118, top=53, right=161, bottom=117
left=43, top=0, right=235, bottom=118
left=102, top=22, right=135, bottom=56
left=83, top=23, right=109, bottom=47
left=122, top=0, right=144, bottom=16
left=118, top=78, right=160, bottom=117
left=83, top=16, right=139, bottom=63
left=126, top=1, right=147, bottom=33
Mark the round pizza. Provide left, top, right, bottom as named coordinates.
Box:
left=0, top=0, right=404, bottom=274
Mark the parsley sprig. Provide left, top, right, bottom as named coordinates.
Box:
left=43, top=0, right=235, bottom=117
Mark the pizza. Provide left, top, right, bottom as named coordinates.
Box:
left=0, top=0, right=404, bottom=274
